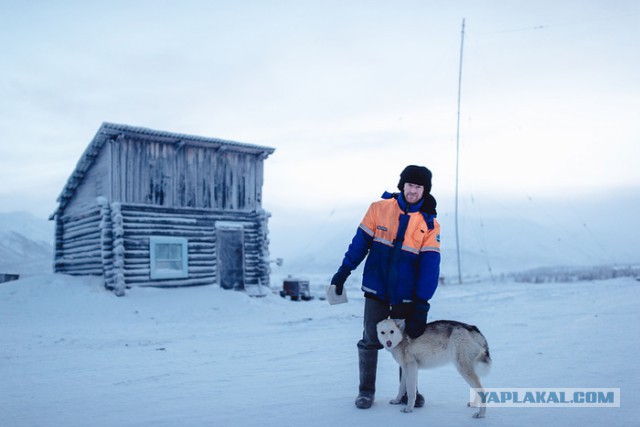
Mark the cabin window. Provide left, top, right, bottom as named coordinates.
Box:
left=150, top=236, right=189, bottom=279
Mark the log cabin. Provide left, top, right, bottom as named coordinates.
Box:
left=50, top=122, right=275, bottom=296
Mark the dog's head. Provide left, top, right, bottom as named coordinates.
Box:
left=376, top=318, right=405, bottom=350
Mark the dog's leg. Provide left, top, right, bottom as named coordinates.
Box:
left=456, top=363, right=486, bottom=418
left=390, top=364, right=406, bottom=405
left=468, top=381, right=483, bottom=409
left=400, top=361, right=419, bottom=413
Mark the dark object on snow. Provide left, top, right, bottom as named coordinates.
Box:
left=400, top=391, right=426, bottom=407
left=356, top=348, right=378, bottom=409
left=280, top=278, right=313, bottom=301
left=0, top=274, right=20, bottom=284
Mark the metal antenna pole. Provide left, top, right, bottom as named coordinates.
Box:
left=455, top=18, right=466, bottom=284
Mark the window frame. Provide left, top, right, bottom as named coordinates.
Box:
left=149, top=236, right=189, bottom=280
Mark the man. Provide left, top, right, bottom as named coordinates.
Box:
left=330, top=165, right=441, bottom=409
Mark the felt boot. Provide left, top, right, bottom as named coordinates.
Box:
left=355, top=348, right=378, bottom=409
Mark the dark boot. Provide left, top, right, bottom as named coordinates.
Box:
left=355, top=348, right=378, bottom=409
left=400, top=392, right=426, bottom=407
left=399, top=367, right=425, bottom=407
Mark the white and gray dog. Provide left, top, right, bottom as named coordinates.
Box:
left=376, top=318, right=491, bottom=418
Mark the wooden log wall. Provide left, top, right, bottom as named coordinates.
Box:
left=110, top=203, right=127, bottom=296
left=98, top=200, right=115, bottom=292
left=55, top=202, right=272, bottom=292
left=247, top=209, right=271, bottom=287
left=117, top=203, right=271, bottom=289
left=54, top=207, right=103, bottom=275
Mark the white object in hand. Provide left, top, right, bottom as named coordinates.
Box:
left=326, top=284, right=348, bottom=305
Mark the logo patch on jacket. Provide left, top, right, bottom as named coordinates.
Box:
left=436, top=234, right=441, bottom=242
left=376, top=225, right=388, bottom=231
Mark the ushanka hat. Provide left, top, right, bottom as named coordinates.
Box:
left=397, top=165, right=432, bottom=194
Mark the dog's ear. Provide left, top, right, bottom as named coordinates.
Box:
left=393, top=318, right=406, bottom=332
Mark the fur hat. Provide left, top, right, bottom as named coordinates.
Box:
left=397, top=165, right=432, bottom=194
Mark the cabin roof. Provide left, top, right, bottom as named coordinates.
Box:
left=51, top=122, right=275, bottom=218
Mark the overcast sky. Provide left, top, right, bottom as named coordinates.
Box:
left=1, top=0, right=639, bottom=221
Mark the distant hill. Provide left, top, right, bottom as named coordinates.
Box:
left=0, top=212, right=53, bottom=277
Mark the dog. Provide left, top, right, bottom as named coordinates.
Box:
left=376, top=318, right=491, bottom=418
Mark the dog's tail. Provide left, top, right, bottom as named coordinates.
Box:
left=472, top=330, right=492, bottom=377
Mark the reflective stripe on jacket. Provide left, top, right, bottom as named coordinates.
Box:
left=340, top=193, right=441, bottom=305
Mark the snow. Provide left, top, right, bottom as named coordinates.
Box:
left=1, top=273, right=639, bottom=427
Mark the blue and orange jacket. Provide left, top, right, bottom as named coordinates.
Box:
left=339, top=192, right=441, bottom=305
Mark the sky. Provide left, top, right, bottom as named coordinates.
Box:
left=1, top=0, right=639, bottom=224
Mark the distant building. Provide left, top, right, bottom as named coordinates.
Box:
left=50, top=122, right=275, bottom=296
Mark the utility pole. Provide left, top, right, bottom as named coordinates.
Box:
left=455, top=18, right=466, bottom=284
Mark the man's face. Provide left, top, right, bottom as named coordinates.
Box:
left=403, top=182, right=424, bottom=204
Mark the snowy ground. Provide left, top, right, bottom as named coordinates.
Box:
left=1, top=275, right=639, bottom=427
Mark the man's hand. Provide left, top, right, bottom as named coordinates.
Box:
left=330, top=266, right=351, bottom=295
left=406, top=300, right=430, bottom=339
